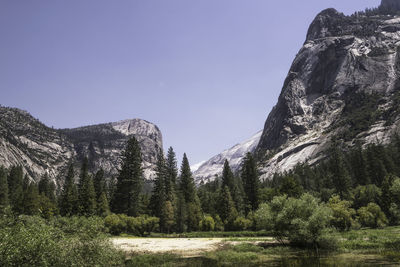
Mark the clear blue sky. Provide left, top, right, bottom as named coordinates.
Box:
left=0, top=0, right=380, bottom=165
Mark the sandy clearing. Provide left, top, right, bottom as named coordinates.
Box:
left=111, top=237, right=276, bottom=256
left=111, top=237, right=225, bottom=256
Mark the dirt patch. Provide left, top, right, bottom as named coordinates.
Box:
left=112, top=238, right=226, bottom=256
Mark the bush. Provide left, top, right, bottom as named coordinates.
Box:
left=200, top=215, right=215, bottom=231
left=104, top=214, right=159, bottom=236
left=104, top=214, right=127, bottom=235
left=255, top=193, right=335, bottom=248
left=0, top=215, right=124, bottom=266
left=328, top=195, right=356, bottom=231
left=232, top=216, right=252, bottom=231
left=357, top=203, right=388, bottom=228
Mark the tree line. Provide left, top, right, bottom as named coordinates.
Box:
left=2, top=134, right=400, bottom=235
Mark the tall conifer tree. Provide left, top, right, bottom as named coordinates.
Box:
left=60, top=164, right=79, bottom=216
left=78, top=158, right=97, bottom=215
left=112, top=136, right=143, bottom=216
left=0, top=167, right=8, bottom=210
left=241, top=152, right=259, bottom=213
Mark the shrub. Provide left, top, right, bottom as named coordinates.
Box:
left=357, top=203, right=388, bottom=228
left=232, top=216, right=252, bottom=231
left=104, top=214, right=127, bottom=235
left=0, top=215, right=124, bottom=266
left=328, top=195, right=356, bottom=231
left=200, top=215, right=215, bottom=231
left=104, top=214, right=159, bottom=236
left=255, top=193, right=334, bottom=248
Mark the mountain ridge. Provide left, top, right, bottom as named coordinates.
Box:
left=0, top=106, right=163, bottom=184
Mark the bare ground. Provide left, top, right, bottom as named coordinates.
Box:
left=111, top=237, right=274, bottom=257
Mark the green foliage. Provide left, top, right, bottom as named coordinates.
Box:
left=78, top=158, right=97, bottom=216
left=241, top=153, right=260, bottom=214
left=112, top=137, right=143, bottom=217
left=59, top=164, right=79, bottom=217
left=186, top=200, right=202, bottom=232
left=328, top=195, right=357, bottom=231
left=38, top=173, right=56, bottom=203
left=126, top=253, right=181, bottom=267
left=23, top=182, right=40, bottom=215
left=357, top=203, right=388, bottom=228
left=179, top=153, right=196, bottom=204
left=279, top=175, right=303, bottom=198
left=104, top=213, right=126, bottom=235
left=199, top=215, right=215, bottom=231
left=329, top=143, right=352, bottom=199
left=232, top=216, right=252, bottom=231
left=337, top=92, right=382, bottom=141
left=218, top=186, right=238, bottom=230
left=255, top=194, right=334, bottom=248
left=104, top=214, right=159, bottom=236
left=0, top=215, right=124, bottom=266
left=0, top=167, right=9, bottom=211
left=8, top=166, right=24, bottom=214
left=352, top=184, right=382, bottom=209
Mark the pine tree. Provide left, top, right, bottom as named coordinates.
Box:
left=329, top=144, right=351, bottom=199
left=78, top=158, right=97, bottom=216
left=222, top=160, right=235, bottom=191
left=162, top=201, right=175, bottom=234
left=349, top=143, right=370, bottom=185
left=166, top=147, right=178, bottom=195
left=179, top=153, right=196, bottom=203
left=0, top=167, right=9, bottom=211
left=176, top=192, right=187, bottom=233
left=241, top=152, right=259, bottom=214
left=38, top=173, right=56, bottom=203
left=97, top=191, right=110, bottom=217
left=221, top=160, right=244, bottom=213
left=59, top=164, right=79, bottom=216
left=178, top=154, right=202, bottom=231
left=23, top=182, right=40, bottom=215
left=218, top=186, right=238, bottom=230
left=8, top=166, right=24, bottom=214
left=366, top=144, right=388, bottom=186
left=150, top=150, right=168, bottom=231
left=93, top=168, right=110, bottom=216
left=94, top=168, right=106, bottom=200
left=112, top=136, right=143, bottom=216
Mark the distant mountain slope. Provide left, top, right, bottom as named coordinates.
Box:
left=0, top=106, right=163, bottom=184
left=193, top=131, right=262, bottom=183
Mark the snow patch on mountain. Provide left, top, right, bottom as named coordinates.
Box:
left=193, top=131, right=262, bottom=183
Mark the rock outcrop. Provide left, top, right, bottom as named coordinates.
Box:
left=0, top=106, right=163, bottom=184
left=256, top=7, right=400, bottom=180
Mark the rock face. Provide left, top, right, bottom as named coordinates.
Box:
left=256, top=7, right=400, bottom=180
left=0, top=106, right=163, bottom=184
left=193, top=131, right=262, bottom=183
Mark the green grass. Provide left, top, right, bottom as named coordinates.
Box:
left=124, top=227, right=400, bottom=266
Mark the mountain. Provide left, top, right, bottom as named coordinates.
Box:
left=193, top=131, right=262, bottom=183
left=0, top=106, right=163, bottom=184
left=255, top=5, right=400, bottom=180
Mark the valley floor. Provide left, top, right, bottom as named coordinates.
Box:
left=113, top=227, right=400, bottom=267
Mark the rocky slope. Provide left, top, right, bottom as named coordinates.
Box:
left=0, top=106, right=162, bottom=184
left=256, top=3, right=400, bottom=180
left=193, top=131, right=262, bottom=183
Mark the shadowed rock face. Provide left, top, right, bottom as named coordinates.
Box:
left=256, top=8, right=400, bottom=180
left=0, top=106, right=163, bottom=184
left=381, top=0, right=400, bottom=11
